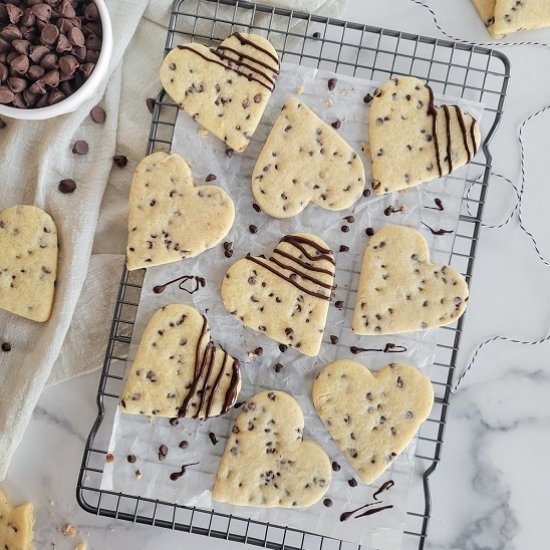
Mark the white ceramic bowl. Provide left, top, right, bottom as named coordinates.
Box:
left=0, top=0, right=113, bottom=121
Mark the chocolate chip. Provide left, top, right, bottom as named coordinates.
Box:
left=58, top=178, right=76, bottom=193
left=330, top=335, right=338, bottom=344
left=158, top=444, right=168, bottom=460
left=341, top=225, right=349, bottom=233
left=331, top=461, right=340, bottom=471
left=72, top=140, right=88, bottom=155
left=146, top=97, right=155, bottom=113
left=279, top=344, right=288, bottom=353
left=323, top=498, right=333, bottom=507
left=254, top=346, right=263, bottom=356
left=363, top=93, right=373, bottom=103
left=249, top=224, right=258, bottom=234
left=335, top=300, right=344, bottom=309
left=348, top=478, right=357, bottom=487
left=127, top=454, right=137, bottom=464
left=113, top=154, right=128, bottom=168
left=209, top=432, right=218, bottom=446
left=1, top=342, right=11, bottom=352
left=365, top=227, right=375, bottom=236
left=312, top=32, right=321, bottom=38
left=330, top=119, right=341, bottom=129
left=327, top=77, right=337, bottom=91
left=225, top=147, right=234, bottom=158
left=252, top=203, right=261, bottom=213
left=90, top=105, right=106, bottom=123
left=274, top=363, right=284, bottom=373
left=179, top=440, right=189, bottom=449
left=205, top=173, right=217, bottom=182
left=339, top=245, right=349, bottom=252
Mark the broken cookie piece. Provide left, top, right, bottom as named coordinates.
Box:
left=0, top=488, right=35, bottom=550
left=221, top=232, right=335, bottom=357
left=0, top=205, right=58, bottom=322
left=120, top=304, right=241, bottom=419
left=312, top=360, right=434, bottom=484
left=252, top=97, right=365, bottom=218
left=160, top=32, right=279, bottom=152
left=213, top=390, right=331, bottom=507
left=369, top=76, right=481, bottom=194
left=352, top=225, right=469, bottom=335
left=126, top=152, right=235, bottom=271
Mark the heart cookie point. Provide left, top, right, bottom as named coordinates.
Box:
left=369, top=76, right=481, bottom=195
left=121, top=304, right=241, bottom=419
left=313, top=360, right=434, bottom=484
left=252, top=97, right=365, bottom=218
left=126, top=152, right=235, bottom=271
left=352, top=225, right=469, bottom=335
left=213, top=390, right=332, bottom=507
left=0, top=205, right=58, bottom=322
left=160, top=33, right=279, bottom=152
left=0, top=489, right=34, bottom=550
left=221, top=232, right=335, bottom=356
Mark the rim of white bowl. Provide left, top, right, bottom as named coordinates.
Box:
left=0, top=0, right=113, bottom=121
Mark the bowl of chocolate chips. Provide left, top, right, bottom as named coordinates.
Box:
left=0, top=0, right=112, bottom=120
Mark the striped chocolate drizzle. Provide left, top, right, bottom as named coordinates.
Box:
left=178, top=316, right=240, bottom=419
left=245, top=236, right=335, bottom=301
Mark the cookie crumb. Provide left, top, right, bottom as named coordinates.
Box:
left=198, top=128, right=209, bottom=138
left=135, top=469, right=142, bottom=479
left=60, top=523, right=78, bottom=538
left=295, top=85, right=304, bottom=95
left=105, top=453, right=114, bottom=463
left=75, top=543, right=87, bottom=550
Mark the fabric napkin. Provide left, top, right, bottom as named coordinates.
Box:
left=0, top=0, right=346, bottom=481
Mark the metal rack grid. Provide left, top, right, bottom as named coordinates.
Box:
left=76, top=1, right=510, bottom=548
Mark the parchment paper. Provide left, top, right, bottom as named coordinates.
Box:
left=100, top=64, right=483, bottom=550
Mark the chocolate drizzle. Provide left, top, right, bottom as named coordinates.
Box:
left=427, top=85, right=442, bottom=177
left=454, top=106, right=472, bottom=163
left=442, top=105, right=453, bottom=173
left=170, top=462, right=199, bottom=481
left=215, top=44, right=279, bottom=75
left=234, top=32, right=279, bottom=65
left=372, top=480, right=395, bottom=500
left=350, top=343, right=407, bottom=354
left=178, top=316, right=240, bottom=420
left=153, top=274, right=205, bottom=294
left=421, top=222, right=454, bottom=236
left=340, top=480, right=395, bottom=521
left=280, top=235, right=336, bottom=265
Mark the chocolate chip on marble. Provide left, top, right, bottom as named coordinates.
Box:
left=72, top=139, right=88, bottom=155
left=58, top=178, right=76, bottom=193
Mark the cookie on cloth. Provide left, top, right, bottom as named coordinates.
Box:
left=471, top=0, right=550, bottom=38
left=252, top=97, right=365, bottom=218
left=221, top=232, right=335, bottom=357
left=0, top=488, right=35, bottom=550
left=369, top=76, right=480, bottom=194
left=312, top=360, right=434, bottom=484
left=160, top=32, right=279, bottom=152
left=121, top=304, right=241, bottom=420
left=0, top=205, right=58, bottom=322
left=352, top=225, right=469, bottom=335
left=126, top=152, right=235, bottom=271
left=212, top=390, right=331, bottom=508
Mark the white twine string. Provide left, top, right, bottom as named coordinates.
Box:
left=408, top=0, right=550, bottom=392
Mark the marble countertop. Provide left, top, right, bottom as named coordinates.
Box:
left=4, top=1, right=550, bottom=549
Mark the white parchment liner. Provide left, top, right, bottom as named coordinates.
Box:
left=100, top=64, right=483, bottom=550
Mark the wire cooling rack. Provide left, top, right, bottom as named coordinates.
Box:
left=76, top=1, right=510, bottom=548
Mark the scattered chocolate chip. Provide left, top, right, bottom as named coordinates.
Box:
left=90, top=105, right=106, bottom=123
left=339, top=245, right=349, bottom=252
left=323, top=498, right=333, bottom=507
left=127, top=454, right=137, bottom=464
left=365, top=227, right=375, bottom=236
left=274, top=363, right=284, bottom=373
left=178, top=440, right=189, bottom=450
left=72, top=139, right=88, bottom=155
left=225, top=147, right=234, bottom=158
left=363, top=93, right=373, bottom=103
left=330, top=119, right=341, bottom=129
left=169, top=417, right=179, bottom=426
left=146, top=97, right=155, bottom=113
left=335, top=300, right=344, bottom=309
left=249, top=224, right=258, bottom=234
left=312, top=31, right=321, bottom=39
left=253, top=346, right=263, bottom=356
left=332, top=461, right=341, bottom=471
left=158, top=444, right=168, bottom=461
left=58, top=178, right=76, bottom=194
left=205, top=173, right=217, bottom=182
left=363, top=188, right=371, bottom=198
left=113, top=154, right=128, bottom=168
left=341, top=225, right=349, bottom=233
left=348, top=478, right=357, bottom=487
left=327, top=77, right=337, bottom=91
left=1, top=342, right=11, bottom=352
left=252, top=203, right=261, bottom=213
left=209, top=432, right=218, bottom=446
left=330, top=335, right=338, bottom=344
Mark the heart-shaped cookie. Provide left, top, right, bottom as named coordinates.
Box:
left=0, top=489, right=34, bottom=550
left=213, top=390, right=331, bottom=507
left=160, top=32, right=279, bottom=152
left=221, top=232, right=335, bottom=356
left=0, top=205, right=57, bottom=322
left=121, top=304, right=241, bottom=420
left=369, top=76, right=481, bottom=194
left=252, top=97, right=365, bottom=218
left=126, top=152, right=235, bottom=271
left=352, top=225, right=469, bottom=335
left=312, top=360, right=434, bottom=484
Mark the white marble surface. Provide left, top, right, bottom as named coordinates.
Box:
left=4, top=0, right=550, bottom=549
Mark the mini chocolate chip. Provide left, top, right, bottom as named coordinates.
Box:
left=249, top=224, right=258, bottom=234
left=225, top=148, right=234, bottom=158
left=158, top=444, right=168, bottom=460
left=330, top=119, right=341, bottom=129
left=339, top=245, right=349, bottom=252
left=72, top=140, right=89, bottom=155
left=341, top=225, right=349, bottom=233
left=146, top=97, right=155, bottom=113
left=254, top=346, right=263, bottom=356
left=327, top=77, right=337, bottom=90
left=113, top=155, right=128, bottom=168
left=274, top=363, right=284, bottom=373
left=279, top=344, right=287, bottom=352
left=312, top=31, right=321, bottom=38
left=1, top=342, right=11, bottom=352
left=363, top=93, right=373, bottom=103
left=179, top=440, right=189, bottom=449
left=58, top=178, right=76, bottom=193
left=90, top=105, right=106, bottom=123
left=331, top=461, right=341, bottom=471
left=252, top=203, right=261, bottom=212
left=209, top=432, right=218, bottom=445
left=366, top=227, right=375, bottom=236
left=323, top=498, right=333, bottom=507
left=335, top=300, right=344, bottom=309
left=205, top=173, right=217, bottom=182
left=330, top=335, right=338, bottom=344
left=127, top=454, right=137, bottom=464
left=348, top=478, right=357, bottom=487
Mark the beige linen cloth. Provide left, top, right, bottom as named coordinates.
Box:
left=0, top=0, right=345, bottom=481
